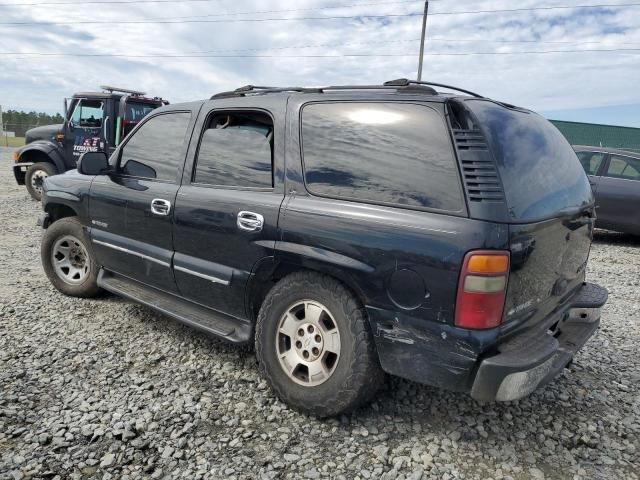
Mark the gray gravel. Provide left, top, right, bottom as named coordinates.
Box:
left=1, top=146, right=639, bottom=480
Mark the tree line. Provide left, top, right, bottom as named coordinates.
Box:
left=1, top=110, right=64, bottom=137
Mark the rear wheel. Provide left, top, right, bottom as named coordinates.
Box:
left=41, top=217, right=101, bottom=297
left=255, top=272, right=384, bottom=417
left=26, top=162, right=57, bottom=201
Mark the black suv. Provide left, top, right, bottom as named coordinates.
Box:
left=38, top=80, right=607, bottom=416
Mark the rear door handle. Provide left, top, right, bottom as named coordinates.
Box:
left=151, top=198, right=171, bottom=216
left=237, top=211, right=264, bottom=232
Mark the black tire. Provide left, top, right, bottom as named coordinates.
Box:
left=25, top=162, right=57, bottom=201
left=41, top=217, right=101, bottom=298
left=255, top=272, right=384, bottom=417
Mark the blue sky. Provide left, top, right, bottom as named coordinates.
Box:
left=0, top=0, right=638, bottom=128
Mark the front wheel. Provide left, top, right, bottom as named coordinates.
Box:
left=25, top=162, right=57, bottom=201
left=41, top=217, right=101, bottom=297
left=255, top=272, right=384, bottom=417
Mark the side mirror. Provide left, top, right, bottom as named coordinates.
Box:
left=78, top=152, right=110, bottom=175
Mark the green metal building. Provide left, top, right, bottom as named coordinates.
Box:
left=550, top=120, right=640, bottom=153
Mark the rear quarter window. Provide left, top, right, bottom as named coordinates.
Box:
left=466, top=100, right=593, bottom=221
left=300, top=102, right=464, bottom=212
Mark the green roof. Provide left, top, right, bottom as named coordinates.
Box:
left=550, top=120, right=640, bottom=153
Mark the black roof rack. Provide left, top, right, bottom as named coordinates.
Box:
left=319, top=84, right=438, bottom=95
left=211, top=85, right=322, bottom=99
left=210, top=79, right=480, bottom=100
left=383, top=78, right=483, bottom=98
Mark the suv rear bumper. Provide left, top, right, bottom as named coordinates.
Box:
left=367, top=282, right=607, bottom=400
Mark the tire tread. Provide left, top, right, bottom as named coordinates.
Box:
left=255, top=271, right=384, bottom=417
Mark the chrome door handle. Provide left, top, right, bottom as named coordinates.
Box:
left=237, top=211, right=264, bottom=232
left=151, top=198, right=171, bottom=216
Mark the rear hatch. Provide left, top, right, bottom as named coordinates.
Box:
left=461, top=99, right=595, bottom=332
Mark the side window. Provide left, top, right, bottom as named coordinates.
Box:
left=193, top=111, right=273, bottom=188
left=301, top=102, right=464, bottom=211
left=123, top=102, right=159, bottom=138
left=606, top=155, right=640, bottom=180
left=71, top=100, right=104, bottom=128
left=576, top=151, right=604, bottom=175
left=119, top=112, right=191, bottom=182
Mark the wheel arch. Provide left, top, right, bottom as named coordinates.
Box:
left=45, top=203, right=79, bottom=224
left=18, top=143, right=66, bottom=173
left=246, top=257, right=369, bottom=322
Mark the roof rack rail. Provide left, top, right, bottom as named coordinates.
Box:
left=211, top=85, right=322, bottom=99
left=100, top=85, right=146, bottom=96
left=383, top=79, right=483, bottom=98
left=210, top=79, right=480, bottom=100
left=321, top=84, right=438, bottom=95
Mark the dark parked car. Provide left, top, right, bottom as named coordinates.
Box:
left=38, top=80, right=607, bottom=416
left=12, top=86, right=166, bottom=201
left=574, top=146, right=640, bottom=236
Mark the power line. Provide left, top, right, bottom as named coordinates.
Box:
left=149, top=0, right=419, bottom=21
left=151, top=1, right=640, bottom=22
left=0, top=0, right=223, bottom=5
left=1, top=48, right=639, bottom=58
left=0, top=13, right=423, bottom=25
left=4, top=36, right=636, bottom=58
left=429, top=2, right=640, bottom=15
left=0, top=0, right=429, bottom=5
left=2, top=2, right=639, bottom=24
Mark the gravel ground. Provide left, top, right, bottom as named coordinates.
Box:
left=1, top=146, right=639, bottom=480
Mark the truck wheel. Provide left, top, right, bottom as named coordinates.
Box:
left=255, top=272, right=384, bottom=417
left=41, top=217, right=101, bottom=298
left=26, top=162, right=57, bottom=201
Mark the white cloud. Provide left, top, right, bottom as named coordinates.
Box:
left=0, top=0, right=638, bottom=114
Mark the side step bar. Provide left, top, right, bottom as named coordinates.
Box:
left=97, top=269, right=252, bottom=344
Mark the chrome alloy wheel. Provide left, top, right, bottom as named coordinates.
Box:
left=30, top=169, right=49, bottom=195
left=276, top=300, right=341, bottom=386
left=51, top=235, right=90, bottom=285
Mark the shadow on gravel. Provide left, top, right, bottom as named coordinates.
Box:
left=593, top=230, right=640, bottom=246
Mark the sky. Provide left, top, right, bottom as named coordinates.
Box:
left=0, top=0, right=639, bottom=127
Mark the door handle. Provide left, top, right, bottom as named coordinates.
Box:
left=151, top=198, right=171, bottom=216
left=237, top=211, right=264, bottom=232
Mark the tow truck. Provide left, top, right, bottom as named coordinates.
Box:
left=12, top=86, right=167, bottom=200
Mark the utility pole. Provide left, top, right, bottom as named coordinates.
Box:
left=417, top=0, right=429, bottom=81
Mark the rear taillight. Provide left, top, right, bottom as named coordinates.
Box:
left=455, top=250, right=510, bottom=330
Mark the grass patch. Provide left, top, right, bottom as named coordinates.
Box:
left=0, top=136, right=25, bottom=148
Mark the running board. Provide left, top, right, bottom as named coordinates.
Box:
left=97, top=269, right=252, bottom=344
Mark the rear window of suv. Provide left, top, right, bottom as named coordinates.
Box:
left=300, top=102, right=464, bottom=212
left=465, top=100, right=593, bottom=221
